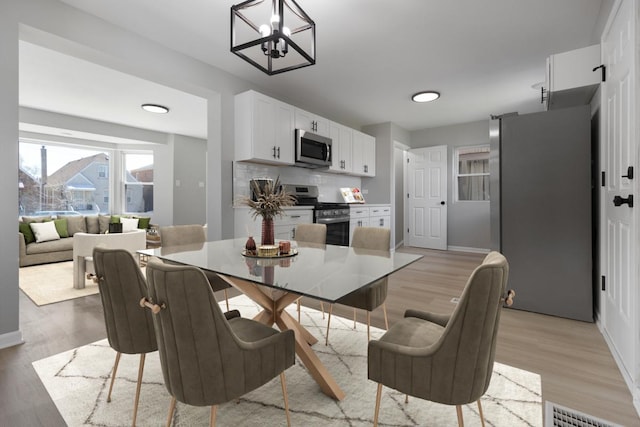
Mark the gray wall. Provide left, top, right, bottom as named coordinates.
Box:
left=172, top=135, right=207, bottom=225
left=0, top=0, right=21, bottom=347
left=0, top=0, right=249, bottom=347
left=410, top=120, right=491, bottom=250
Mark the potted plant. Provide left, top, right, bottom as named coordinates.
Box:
left=240, top=176, right=296, bottom=246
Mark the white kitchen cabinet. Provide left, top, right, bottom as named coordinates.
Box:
left=235, top=90, right=295, bottom=165
left=369, top=205, right=391, bottom=230
left=349, top=206, right=369, bottom=245
left=544, top=44, right=602, bottom=110
left=352, top=130, right=376, bottom=177
left=350, top=205, right=391, bottom=246
left=275, top=210, right=314, bottom=240
left=295, top=108, right=330, bottom=137
left=327, top=121, right=353, bottom=173
left=234, top=207, right=313, bottom=241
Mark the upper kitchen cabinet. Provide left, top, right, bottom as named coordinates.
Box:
left=295, top=108, right=330, bottom=137
left=544, top=44, right=602, bottom=110
left=235, top=90, right=295, bottom=165
left=352, top=130, right=376, bottom=177
left=327, top=121, right=353, bottom=173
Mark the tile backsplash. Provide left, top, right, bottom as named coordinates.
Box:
left=233, top=162, right=361, bottom=204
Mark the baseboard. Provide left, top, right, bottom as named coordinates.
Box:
left=447, top=245, right=490, bottom=254
left=0, top=330, right=24, bottom=350
left=599, top=324, right=640, bottom=418
left=395, top=239, right=404, bottom=250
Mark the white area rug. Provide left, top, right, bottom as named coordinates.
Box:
left=20, top=261, right=98, bottom=306
left=33, top=295, right=542, bottom=426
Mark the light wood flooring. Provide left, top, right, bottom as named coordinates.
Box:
left=1, top=247, right=638, bottom=426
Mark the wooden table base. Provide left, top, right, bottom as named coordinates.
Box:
left=218, top=274, right=345, bottom=401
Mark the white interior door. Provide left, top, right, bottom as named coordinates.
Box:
left=601, top=0, right=636, bottom=384
left=407, top=146, right=447, bottom=249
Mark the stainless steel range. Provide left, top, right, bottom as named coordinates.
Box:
left=283, top=185, right=350, bottom=246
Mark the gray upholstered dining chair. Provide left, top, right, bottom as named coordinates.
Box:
left=294, top=223, right=327, bottom=322
left=144, top=259, right=296, bottom=427
left=368, top=251, right=511, bottom=427
left=325, top=227, right=391, bottom=345
left=159, top=224, right=231, bottom=311
left=92, top=247, right=158, bottom=427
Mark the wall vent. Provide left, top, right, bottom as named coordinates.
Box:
left=545, top=401, right=622, bottom=427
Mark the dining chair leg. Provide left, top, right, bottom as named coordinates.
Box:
left=477, top=399, right=485, bottom=427
left=405, top=394, right=409, bottom=404
left=223, top=289, right=230, bottom=312
left=320, top=301, right=325, bottom=319
left=353, top=308, right=357, bottom=329
left=456, top=404, right=464, bottom=427
left=280, top=372, right=291, bottom=427
left=132, top=353, right=146, bottom=426
left=366, top=311, right=371, bottom=341
left=166, top=396, right=177, bottom=427
left=382, top=303, right=389, bottom=329
left=325, top=304, right=333, bottom=345
left=107, top=352, right=122, bottom=403
left=297, top=298, right=301, bottom=323
left=373, top=383, right=382, bottom=427
left=210, top=405, right=217, bottom=427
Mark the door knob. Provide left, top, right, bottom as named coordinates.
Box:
left=440, top=201, right=445, bottom=205
left=613, top=195, right=634, bottom=207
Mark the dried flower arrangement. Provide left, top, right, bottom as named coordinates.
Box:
left=240, top=176, right=296, bottom=221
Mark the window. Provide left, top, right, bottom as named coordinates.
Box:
left=455, top=145, right=490, bottom=201
left=123, top=153, right=154, bottom=214
left=19, top=142, right=110, bottom=215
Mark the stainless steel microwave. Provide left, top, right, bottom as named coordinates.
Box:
left=295, top=129, right=332, bottom=168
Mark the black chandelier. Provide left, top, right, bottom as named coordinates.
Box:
left=230, top=0, right=316, bottom=75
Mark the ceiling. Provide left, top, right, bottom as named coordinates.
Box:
left=19, top=0, right=608, bottom=143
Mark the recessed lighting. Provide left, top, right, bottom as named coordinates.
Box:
left=412, top=91, right=440, bottom=103
left=141, top=104, right=169, bottom=114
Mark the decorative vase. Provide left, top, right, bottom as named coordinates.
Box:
left=261, top=218, right=275, bottom=246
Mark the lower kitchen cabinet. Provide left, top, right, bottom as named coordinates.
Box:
left=349, top=205, right=391, bottom=247
left=234, top=208, right=313, bottom=241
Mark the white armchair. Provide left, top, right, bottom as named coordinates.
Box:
left=73, top=230, right=147, bottom=289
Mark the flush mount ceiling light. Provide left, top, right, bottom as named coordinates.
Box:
left=141, top=104, right=169, bottom=114
left=231, top=0, right=316, bottom=76
left=412, top=91, right=441, bottom=103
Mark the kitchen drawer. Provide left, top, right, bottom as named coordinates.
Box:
left=280, top=211, right=313, bottom=225
left=349, top=207, right=369, bottom=219
left=369, top=206, right=391, bottom=216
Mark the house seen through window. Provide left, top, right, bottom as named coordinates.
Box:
left=455, top=145, right=490, bottom=201
left=18, top=142, right=153, bottom=216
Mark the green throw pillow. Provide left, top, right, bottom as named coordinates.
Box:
left=53, top=219, right=69, bottom=238
left=19, top=222, right=36, bottom=244
left=110, top=215, right=121, bottom=223
left=136, top=217, right=151, bottom=230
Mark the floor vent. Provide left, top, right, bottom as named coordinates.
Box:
left=545, top=401, right=622, bottom=427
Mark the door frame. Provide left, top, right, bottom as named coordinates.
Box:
left=598, top=0, right=640, bottom=415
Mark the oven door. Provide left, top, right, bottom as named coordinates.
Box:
left=316, top=217, right=349, bottom=246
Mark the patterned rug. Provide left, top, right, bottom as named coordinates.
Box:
left=20, top=261, right=98, bottom=306
left=33, top=295, right=542, bottom=426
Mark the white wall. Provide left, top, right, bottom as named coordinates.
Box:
left=233, top=162, right=362, bottom=204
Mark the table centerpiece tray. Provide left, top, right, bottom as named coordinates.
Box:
left=241, top=248, right=298, bottom=259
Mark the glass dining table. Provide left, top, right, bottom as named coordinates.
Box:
left=139, top=238, right=423, bottom=401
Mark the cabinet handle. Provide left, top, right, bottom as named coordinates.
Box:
left=364, top=165, right=368, bottom=173
left=291, top=227, right=296, bottom=239
left=277, top=146, right=280, bottom=159
left=379, top=218, right=384, bottom=227
left=290, top=215, right=301, bottom=218
left=272, top=146, right=277, bottom=158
